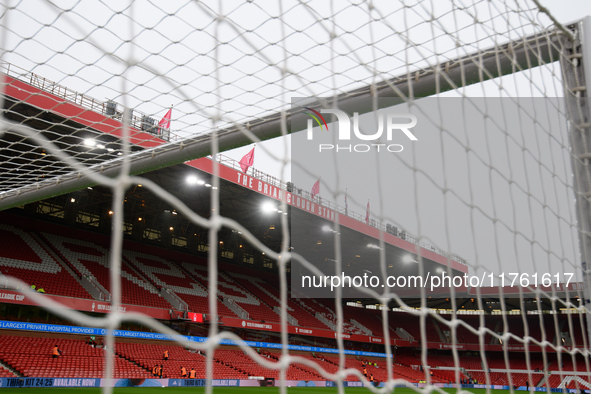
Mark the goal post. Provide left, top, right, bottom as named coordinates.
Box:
left=561, top=15, right=591, bottom=352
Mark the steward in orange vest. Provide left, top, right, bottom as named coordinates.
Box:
left=189, top=368, right=196, bottom=379
left=180, top=366, right=187, bottom=378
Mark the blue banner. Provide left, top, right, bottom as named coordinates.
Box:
left=0, top=320, right=392, bottom=358
left=0, top=378, right=100, bottom=388
left=0, top=321, right=104, bottom=336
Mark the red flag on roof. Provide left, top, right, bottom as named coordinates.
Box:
left=365, top=200, right=370, bottom=224
left=239, top=146, right=255, bottom=173
left=158, top=108, right=172, bottom=130
left=311, top=178, right=320, bottom=198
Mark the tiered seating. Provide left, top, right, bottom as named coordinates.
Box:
left=177, top=263, right=253, bottom=318
left=36, top=233, right=86, bottom=279
left=398, top=353, right=478, bottom=373
left=0, top=331, right=586, bottom=386
left=43, top=233, right=171, bottom=309
left=260, top=281, right=335, bottom=330
left=485, top=352, right=546, bottom=371
left=229, top=273, right=282, bottom=323
left=123, top=252, right=238, bottom=318
left=215, top=349, right=322, bottom=381
left=392, top=363, right=448, bottom=383
left=299, top=354, right=342, bottom=378
left=425, top=355, right=459, bottom=368
left=458, top=357, right=484, bottom=370
left=566, top=377, right=591, bottom=389
left=544, top=374, right=591, bottom=389
left=300, top=299, right=363, bottom=334
left=391, top=315, right=441, bottom=343
left=0, top=365, right=16, bottom=377
left=493, top=315, right=539, bottom=345
left=432, top=369, right=467, bottom=383
left=115, top=343, right=247, bottom=379
left=546, top=375, right=566, bottom=388
left=0, top=336, right=151, bottom=378
left=552, top=354, right=591, bottom=371
left=468, top=371, right=544, bottom=387
left=454, top=316, right=482, bottom=344
left=343, top=307, right=400, bottom=338
left=216, top=271, right=282, bottom=322
left=563, top=315, right=587, bottom=347
left=228, top=270, right=343, bottom=330
left=321, top=355, right=447, bottom=383
left=468, top=371, right=504, bottom=385
left=0, top=224, right=91, bottom=299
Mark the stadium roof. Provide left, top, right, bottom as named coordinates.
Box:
left=0, top=63, right=469, bottom=296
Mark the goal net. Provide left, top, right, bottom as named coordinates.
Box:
left=0, top=0, right=588, bottom=393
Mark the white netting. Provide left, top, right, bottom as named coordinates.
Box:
left=0, top=1, right=588, bottom=394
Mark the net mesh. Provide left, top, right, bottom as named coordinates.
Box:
left=0, top=1, right=588, bottom=393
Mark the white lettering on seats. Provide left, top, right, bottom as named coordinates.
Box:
left=0, top=225, right=60, bottom=273
left=124, top=251, right=207, bottom=297
left=45, top=234, right=160, bottom=295
left=181, top=263, right=260, bottom=305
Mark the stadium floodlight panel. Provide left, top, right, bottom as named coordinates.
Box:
left=186, top=175, right=199, bottom=185
left=402, top=254, right=418, bottom=264
left=262, top=201, right=277, bottom=213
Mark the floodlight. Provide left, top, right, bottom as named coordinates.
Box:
left=262, top=201, right=276, bottom=213
left=186, top=175, right=199, bottom=185
left=402, top=254, right=417, bottom=264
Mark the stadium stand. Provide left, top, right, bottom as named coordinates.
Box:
left=0, top=365, right=16, bottom=378
left=228, top=271, right=334, bottom=329
left=0, top=213, right=590, bottom=387
left=0, top=325, right=587, bottom=386
left=342, top=307, right=401, bottom=338
left=42, top=233, right=172, bottom=309
left=115, top=342, right=247, bottom=379
left=0, top=224, right=92, bottom=299
left=0, top=336, right=151, bottom=378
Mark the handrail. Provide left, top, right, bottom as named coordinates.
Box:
left=0, top=61, right=178, bottom=142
